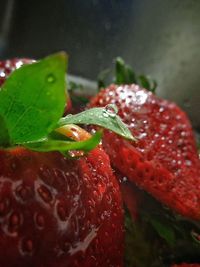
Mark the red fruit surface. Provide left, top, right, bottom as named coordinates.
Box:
left=89, top=84, right=200, bottom=220
left=171, top=264, right=200, bottom=267
left=0, top=58, right=34, bottom=86
left=0, top=147, right=123, bottom=267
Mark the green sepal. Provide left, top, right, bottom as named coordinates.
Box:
left=115, top=57, right=137, bottom=85
left=97, top=57, right=157, bottom=93
left=137, top=75, right=157, bottom=93
left=24, top=131, right=102, bottom=153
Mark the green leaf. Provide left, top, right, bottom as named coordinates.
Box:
left=0, top=115, right=10, bottom=146
left=24, top=131, right=102, bottom=153
left=57, top=105, right=136, bottom=141
left=0, top=52, right=67, bottom=146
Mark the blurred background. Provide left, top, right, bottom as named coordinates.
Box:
left=0, top=0, right=199, bottom=129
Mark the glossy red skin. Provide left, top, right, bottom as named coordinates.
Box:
left=89, top=84, right=200, bottom=220
left=172, top=264, right=200, bottom=267
left=0, top=147, right=123, bottom=267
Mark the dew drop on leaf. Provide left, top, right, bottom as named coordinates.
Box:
left=103, top=104, right=118, bottom=118
left=46, top=74, right=56, bottom=83
left=102, top=110, right=109, bottom=118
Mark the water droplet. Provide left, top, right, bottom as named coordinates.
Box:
left=68, top=150, right=84, bottom=158
left=68, top=227, right=99, bottom=256
left=103, top=104, right=118, bottom=118
left=46, top=74, right=56, bottom=83
left=66, top=114, right=73, bottom=118
left=185, top=160, right=192, bottom=166
left=138, top=132, right=147, bottom=139
left=102, top=111, right=109, bottom=118
left=0, top=70, right=5, bottom=77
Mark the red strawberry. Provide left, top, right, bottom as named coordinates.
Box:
left=89, top=84, right=200, bottom=220
left=171, top=264, right=200, bottom=267
left=0, top=136, right=124, bottom=266
left=0, top=54, right=125, bottom=267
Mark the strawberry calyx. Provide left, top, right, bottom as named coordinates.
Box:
left=98, top=57, right=157, bottom=93
left=0, top=52, right=134, bottom=155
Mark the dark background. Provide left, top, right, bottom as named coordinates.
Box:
left=0, top=0, right=199, bottom=129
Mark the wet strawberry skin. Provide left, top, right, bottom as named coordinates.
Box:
left=89, top=84, right=200, bottom=220
left=0, top=147, right=124, bottom=267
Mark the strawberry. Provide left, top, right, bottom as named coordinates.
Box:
left=89, top=84, right=200, bottom=220
left=0, top=54, right=135, bottom=267
left=0, top=144, right=123, bottom=267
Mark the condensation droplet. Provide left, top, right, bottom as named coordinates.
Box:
left=0, top=70, right=5, bottom=77
left=46, top=74, right=56, bottom=83
left=68, top=150, right=84, bottom=158
left=102, top=111, right=109, bottom=118
left=103, top=104, right=118, bottom=118
left=185, top=160, right=192, bottom=166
